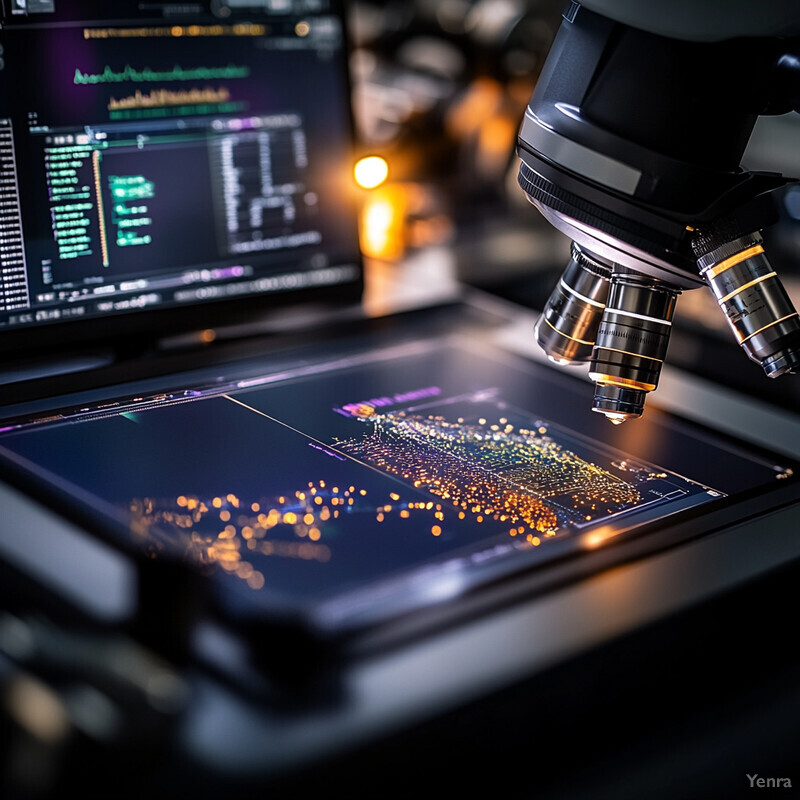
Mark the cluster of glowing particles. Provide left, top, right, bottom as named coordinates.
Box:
left=124, top=413, right=643, bottom=591
left=127, top=480, right=451, bottom=590
left=334, top=412, right=641, bottom=533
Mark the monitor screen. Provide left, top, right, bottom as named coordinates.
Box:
left=0, top=0, right=361, bottom=346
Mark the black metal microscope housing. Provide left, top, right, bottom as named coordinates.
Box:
left=517, top=0, right=800, bottom=421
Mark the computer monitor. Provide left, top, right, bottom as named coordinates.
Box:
left=0, top=0, right=362, bottom=357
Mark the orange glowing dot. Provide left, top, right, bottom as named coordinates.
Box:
left=247, top=571, right=265, bottom=590
left=354, top=155, right=388, bottom=189
left=212, top=497, right=222, bottom=509
left=431, top=525, right=442, bottom=536
left=283, top=512, right=297, bottom=524
left=400, top=510, right=410, bottom=519
left=219, top=510, right=231, bottom=522
left=171, top=25, right=184, bottom=36
left=251, top=502, right=260, bottom=512
left=236, top=563, right=253, bottom=579
left=309, top=528, right=321, bottom=541
left=303, top=513, right=314, bottom=525
left=390, top=492, right=400, bottom=501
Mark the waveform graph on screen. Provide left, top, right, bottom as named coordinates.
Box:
left=107, top=86, right=243, bottom=118
left=71, top=63, right=252, bottom=121
left=106, top=86, right=247, bottom=121
left=73, top=64, right=252, bottom=85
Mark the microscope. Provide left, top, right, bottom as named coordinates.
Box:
left=517, top=0, right=800, bottom=422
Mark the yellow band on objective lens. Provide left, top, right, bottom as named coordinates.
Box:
left=716, top=272, right=776, bottom=304
left=706, top=244, right=764, bottom=279
left=589, top=373, right=657, bottom=391
left=739, top=312, right=799, bottom=344
left=542, top=316, right=595, bottom=345
left=593, top=345, right=662, bottom=362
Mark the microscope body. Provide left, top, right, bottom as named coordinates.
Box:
left=517, top=1, right=800, bottom=421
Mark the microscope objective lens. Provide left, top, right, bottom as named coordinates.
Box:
left=534, top=243, right=611, bottom=365
left=697, top=233, right=800, bottom=377
left=589, top=273, right=680, bottom=421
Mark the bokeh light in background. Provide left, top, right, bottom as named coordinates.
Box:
left=354, top=155, right=389, bottom=189
left=359, top=184, right=406, bottom=260
left=347, top=0, right=563, bottom=264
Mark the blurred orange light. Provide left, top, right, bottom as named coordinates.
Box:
left=582, top=526, right=620, bottom=549
left=359, top=185, right=405, bottom=260
left=354, top=155, right=389, bottom=189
